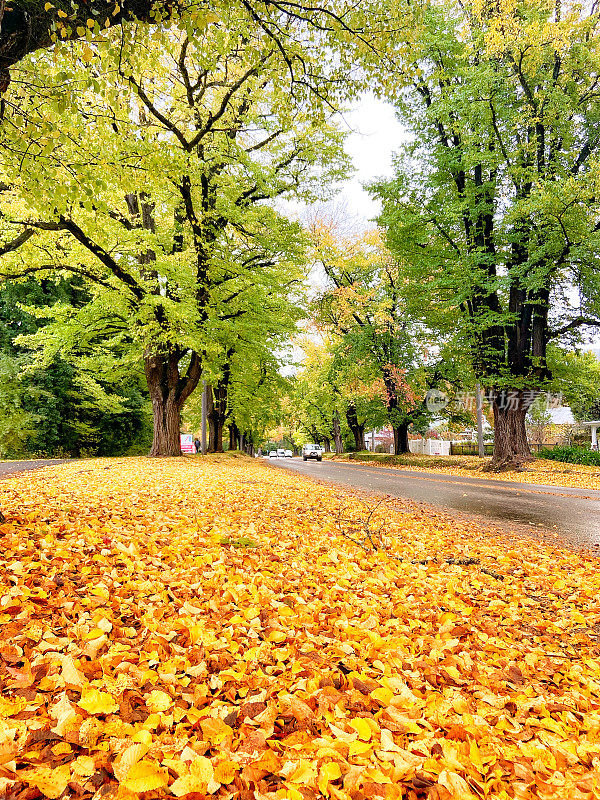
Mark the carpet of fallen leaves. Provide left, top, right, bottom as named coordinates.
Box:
left=1, top=455, right=600, bottom=800
left=330, top=454, right=600, bottom=492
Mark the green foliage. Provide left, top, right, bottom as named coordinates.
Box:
left=306, top=220, right=466, bottom=442
left=0, top=278, right=152, bottom=458
left=370, top=0, right=600, bottom=398
left=547, top=348, right=600, bottom=422
left=0, top=14, right=348, bottom=453
left=538, top=446, right=600, bottom=467
left=0, top=353, right=41, bottom=457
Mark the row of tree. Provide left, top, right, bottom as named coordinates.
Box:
left=0, top=9, right=346, bottom=455
left=281, top=217, right=600, bottom=460
left=2, top=0, right=600, bottom=468
left=284, top=0, right=600, bottom=468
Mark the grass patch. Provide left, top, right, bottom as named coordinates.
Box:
left=218, top=535, right=259, bottom=548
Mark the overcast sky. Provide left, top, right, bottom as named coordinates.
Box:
left=334, top=94, right=407, bottom=225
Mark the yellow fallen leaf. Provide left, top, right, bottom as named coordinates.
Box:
left=289, top=760, right=317, bottom=784
left=348, top=740, right=372, bottom=757
left=122, top=760, right=168, bottom=793
left=113, top=742, right=150, bottom=782
left=200, top=716, right=231, bottom=744
left=146, top=689, right=172, bottom=713
left=318, top=761, right=342, bottom=796
left=371, top=686, right=393, bottom=706
left=350, top=717, right=372, bottom=741
left=72, top=756, right=96, bottom=778
left=60, top=655, right=84, bottom=687
left=213, top=758, right=239, bottom=784
left=25, top=765, right=70, bottom=799
left=78, top=688, right=118, bottom=715
left=170, top=756, right=215, bottom=795
left=437, top=769, right=476, bottom=798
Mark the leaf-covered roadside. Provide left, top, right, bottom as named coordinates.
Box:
left=0, top=457, right=599, bottom=799
left=329, top=452, right=600, bottom=492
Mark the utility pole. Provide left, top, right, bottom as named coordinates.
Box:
left=201, top=381, right=207, bottom=455
left=476, top=383, right=484, bottom=458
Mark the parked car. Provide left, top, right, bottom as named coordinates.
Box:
left=284, top=449, right=293, bottom=458
left=302, top=443, right=322, bottom=461
left=277, top=448, right=286, bottom=458
left=269, top=450, right=278, bottom=458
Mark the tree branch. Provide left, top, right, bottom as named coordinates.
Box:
left=549, top=316, right=600, bottom=338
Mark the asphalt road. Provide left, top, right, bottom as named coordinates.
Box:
left=272, top=457, right=600, bottom=549
left=0, top=459, right=68, bottom=477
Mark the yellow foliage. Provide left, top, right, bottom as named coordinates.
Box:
left=0, top=456, right=599, bottom=800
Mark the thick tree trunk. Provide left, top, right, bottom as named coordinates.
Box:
left=333, top=411, right=343, bottom=454
left=144, top=347, right=202, bottom=457
left=346, top=401, right=365, bottom=451
left=487, top=390, right=534, bottom=470
left=145, top=350, right=184, bottom=457
left=322, top=437, right=331, bottom=453
left=393, top=423, right=409, bottom=454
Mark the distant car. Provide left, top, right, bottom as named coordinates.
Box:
left=269, top=450, right=278, bottom=458
left=302, top=443, right=322, bottom=462
left=277, top=448, right=286, bottom=458
left=284, top=449, right=293, bottom=458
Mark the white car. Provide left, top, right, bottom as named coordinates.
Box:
left=284, top=449, right=293, bottom=458
left=302, top=443, right=322, bottom=462
left=269, top=450, right=278, bottom=458
left=277, top=448, right=286, bottom=458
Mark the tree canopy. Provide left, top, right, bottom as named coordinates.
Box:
left=370, top=0, right=600, bottom=467
left=0, top=15, right=347, bottom=453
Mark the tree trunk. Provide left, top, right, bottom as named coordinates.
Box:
left=333, top=411, right=343, bottom=454
left=206, top=386, right=218, bottom=453
left=206, top=374, right=229, bottom=453
left=229, top=422, right=240, bottom=451
left=393, top=423, right=409, bottom=454
left=346, top=401, right=365, bottom=451
left=487, top=390, right=534, bottom=470
left=322, top=437, right=331, bottom=453
left=145, top=350, right=184, bottom=457
left=144, top=347, right=202, bottom=457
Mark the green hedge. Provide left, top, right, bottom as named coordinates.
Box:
left=538, top=445, right=600, bottom=466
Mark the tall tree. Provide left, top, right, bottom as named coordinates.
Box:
left=370, top=0, right=600, bottom=468
left=311, top=222, right=437, bottom=453
left=0, top=17, right=346, bottom=454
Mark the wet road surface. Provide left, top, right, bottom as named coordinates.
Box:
left=271, top=458, right=600, bottom=549
left=0, top=459, right=68, bottom=477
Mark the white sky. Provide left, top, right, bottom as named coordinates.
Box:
left=335, top=94, right=407, bottom=224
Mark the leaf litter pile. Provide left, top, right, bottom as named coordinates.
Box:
left=0, top=456, right=599, bottom=800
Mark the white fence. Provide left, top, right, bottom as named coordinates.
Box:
left=408, top=439, right=451, bottom=456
